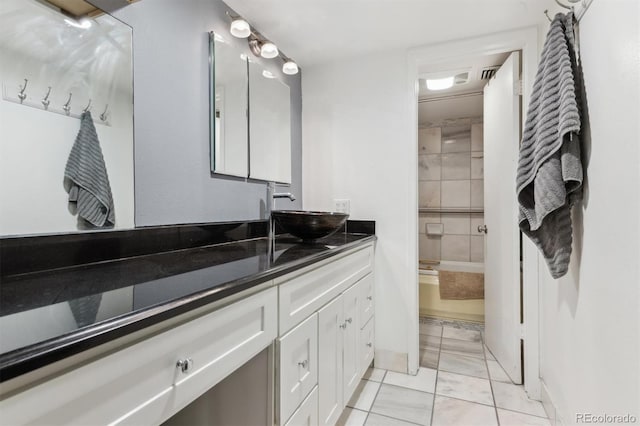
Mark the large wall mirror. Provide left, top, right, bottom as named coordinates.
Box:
left=209, top=32, right=291, bottom=184
left=0, top=0, right=134, bottom=236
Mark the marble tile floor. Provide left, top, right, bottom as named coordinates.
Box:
left=337, top=318, right=550, bottom=426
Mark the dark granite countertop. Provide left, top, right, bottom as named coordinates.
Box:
left=0, top=229, right=375, bottom=382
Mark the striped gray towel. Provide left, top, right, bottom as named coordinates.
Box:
left=517, top=12, right=583, bottom=279
left=64, top=111, right=115, bottom=227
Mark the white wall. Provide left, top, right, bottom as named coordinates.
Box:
left=537, top=1, right=640, bottom=423
left=302, top=51, right=417, bottom=372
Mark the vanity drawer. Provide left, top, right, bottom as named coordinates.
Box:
left=278, top=313, right=318, bottom=425
left=359, top=317, right=375, bottom=377
left=278, top=243, right=373, bottom=335
left=284, top=386, right=318, bottom=426
left=0, top=287, right=278, bottom=426
left=358, top=273, right=374, bottom=328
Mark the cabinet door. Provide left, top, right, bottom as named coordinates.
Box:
left=359, top=317, right=375, bottom=377
left=342, top=282, right=360, bottom=404
left=278, top=313, right=318, bottom=425
left=318, top=296, right=344, bottom=426
left=284, top=386, right=318, bottom=426
left=358, top=273, right=375, bottom=328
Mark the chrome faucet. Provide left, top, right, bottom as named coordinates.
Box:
left=266, top=182, right=296, bottom=216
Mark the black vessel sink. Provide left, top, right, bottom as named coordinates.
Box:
left=271, top=210, right=349, bottom=242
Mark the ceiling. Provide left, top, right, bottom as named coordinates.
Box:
left=223, top=0, right=549, bottom=67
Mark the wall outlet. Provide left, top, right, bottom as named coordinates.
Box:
left=334, top=199, right=350, bottom=214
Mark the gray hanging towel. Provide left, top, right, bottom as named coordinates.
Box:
left=64, top=111, right=115, bottom=227
left=517, top=12, right=583, bottom=279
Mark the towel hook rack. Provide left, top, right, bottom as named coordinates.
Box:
left=100, top=104, right=109, bottom=121
left=18, top=79, right=28, bottom=103
left=544, top=9, right=552, bottom=22
left=62, top=93, right=72, bottom=115
left=83, top=99, right=92, bottom=113
left=41, top=86, right=52, bottom=110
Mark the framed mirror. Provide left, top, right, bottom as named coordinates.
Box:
left=248, top=61, right=291, bottom=184
left=209, top=32, right=248, bottom=178
left=0, top=0, right=134, bottom=236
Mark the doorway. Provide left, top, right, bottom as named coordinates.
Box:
left=407, top=27, right=541, bottom=399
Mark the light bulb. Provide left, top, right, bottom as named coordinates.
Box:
left=230, top=19, right=251, bottom=38
left=260, top=42, right=279, bottom=59
left=426, top=76, right=454, bottom=91
left=282, top=61, right=299, bottom=75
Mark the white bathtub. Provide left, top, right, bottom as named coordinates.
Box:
left=419, top=261, right=484, bottom=276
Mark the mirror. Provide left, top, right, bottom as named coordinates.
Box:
left=209, top=32, right=248, bottom=178
left=0, top=0, right=134, bottom=236
left=248, top=61, right=292, bottom=184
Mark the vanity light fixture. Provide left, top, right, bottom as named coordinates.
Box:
left=226, top=12, right=299, bottom=75
left=230, top=18, right=251, bottom=38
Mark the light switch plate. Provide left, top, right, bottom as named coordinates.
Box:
left=334, top=199, right=350, bottom=214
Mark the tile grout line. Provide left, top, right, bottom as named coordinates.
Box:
left=362, top=368, right=387, bottom=424
left=481, top=332, right=502, bottom=426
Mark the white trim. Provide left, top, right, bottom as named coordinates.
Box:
left=406, top=26, right=541, bottom=397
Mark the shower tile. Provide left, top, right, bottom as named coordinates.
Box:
left=442, top=125, right=472, bottom=153
left=471, top=155, right=484, bottom=179
left=419, top=181, right=441, bottom=208
left=441, top=214, right=471, bottom=235
left=470, top=236, right=484, bottom=262
left=470, top=214, right=485, bottom=235
left=471, top=180, right=484, bottom=208
left=419, top=154, right=441, bottom=181
left=441, top=153, right=471, bottom=180
left=441, top=235, right=470, bottom=262
left=419, top=127, right=441, bottom=154
left=441, top=181, right=471, bottom=208
left=419, top=234, right=441, bottom=262
left=471, top=123, right=483, bottom=151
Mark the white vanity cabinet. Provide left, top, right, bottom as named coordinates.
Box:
left=276, top=242, right=375, bottom=426
left=0, top=287, right=278, bottom=426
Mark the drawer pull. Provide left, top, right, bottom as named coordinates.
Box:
left=367, top=342, right=373, bottom=348
left=345, top=317, right=353, bottom=324
left=367, top=296, right=373, bottom=301
left=298, top=360, right=308, bottom=368
left=176, top=358, right=194, bottom=374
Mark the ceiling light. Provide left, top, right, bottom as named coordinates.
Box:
left=260, top=42, right=279, bottom=59
left=262, top=70, right=276, bottom=79
left=230, top=19, right=251, bottom=38
left=64, top=18, right=92, bottom=29
left=426, top=76, right=454, bottom=91
left=282, top=61, right=299, bottom=75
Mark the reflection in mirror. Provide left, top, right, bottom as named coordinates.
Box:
left=0, top=0, right=134, bottom=236
left=209, top=32, right=248, bottom=178
left=248, top=61, right=291, bottom=184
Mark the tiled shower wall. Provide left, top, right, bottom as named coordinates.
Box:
left=418, top=123, right=485, bottom=263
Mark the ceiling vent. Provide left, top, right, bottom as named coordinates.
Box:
left=480, top=67, right=500, bottom=80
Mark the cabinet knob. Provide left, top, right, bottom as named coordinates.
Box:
left=176, top=358, right=194, bottom=374
left=367, top=296, right=373, bottom=301
left=345, top=317, right=353, bottom=324
left=339, top=322, right=347, bottom=329
left=367, top=342, right=372, bottom=348
left=298, top=360, right=308, bottom=368
left=477, top=224, right=488, bottom=234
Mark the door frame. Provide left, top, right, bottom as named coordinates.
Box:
left=406, top=26, right=541, bottom=399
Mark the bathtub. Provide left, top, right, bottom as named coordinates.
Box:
left=418, top=261, right=485, bottom=323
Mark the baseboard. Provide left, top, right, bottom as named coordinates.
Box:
left=541, top=380, right=563, bottom=426
left=374, top=349, right=408, bottom=374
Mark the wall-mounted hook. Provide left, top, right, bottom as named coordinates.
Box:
left=544, top=9, right=552, bottom=22
left=41, top=86, right=52, bottom=110
left=18, top=79, right=28, bottom=103
left=83, top=99, right=92, bottom=113
left=62, top=93, right=72, bottom=115
left=100, top=104, right=109, bottom=121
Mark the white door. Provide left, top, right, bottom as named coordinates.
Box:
left=483, top=51, right=523, bottom=384
left=318, top=296, right=344, bottom=426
